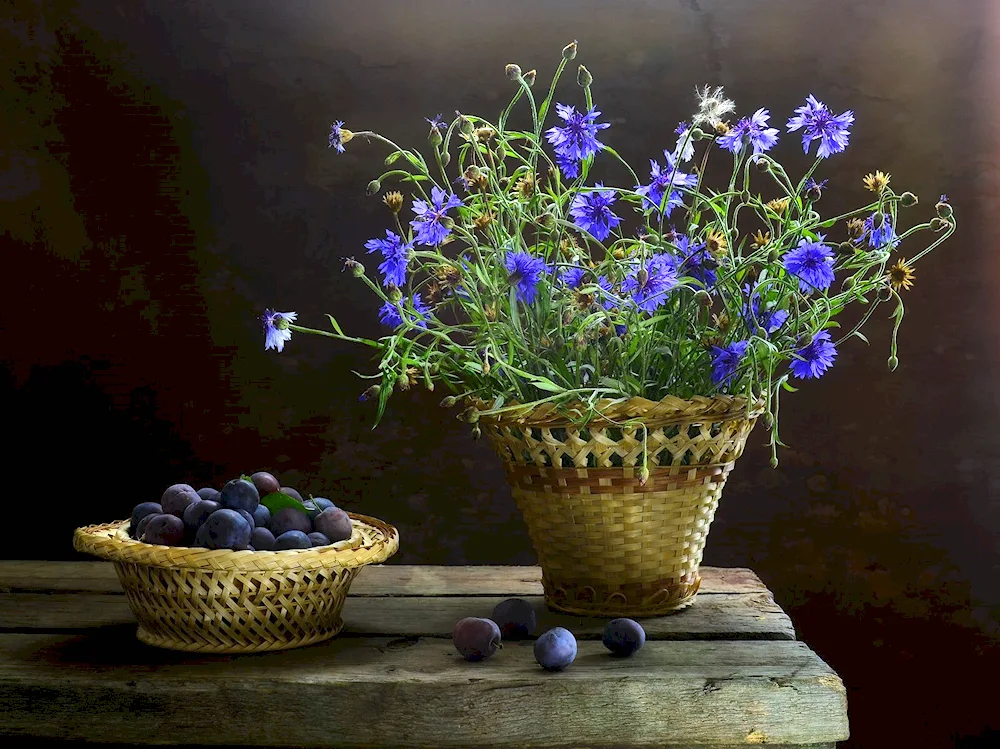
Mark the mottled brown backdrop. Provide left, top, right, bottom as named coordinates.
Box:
left=2, top=0, right=999, bottom=746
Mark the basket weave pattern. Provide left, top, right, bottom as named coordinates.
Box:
left=73, top=513, right=398, bottom=653
left=479, top=394, right=761, bottom=617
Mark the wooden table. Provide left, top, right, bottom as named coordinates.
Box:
left=0, top=562, right=848, bottom=748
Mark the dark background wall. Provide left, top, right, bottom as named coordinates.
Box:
left=2, top=0, right=998, bottom=746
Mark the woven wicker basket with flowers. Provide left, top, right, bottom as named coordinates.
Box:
left=264, top=42, right=955, bottom=616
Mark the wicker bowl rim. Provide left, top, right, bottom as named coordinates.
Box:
left=73, top=512, right=399, bottom=572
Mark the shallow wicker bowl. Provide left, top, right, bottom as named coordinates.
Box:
left=73, top=513, right=399, bottom=653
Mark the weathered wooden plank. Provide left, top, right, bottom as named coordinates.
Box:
left=0, top=561, right=768, bottom=596
left=0, top=591, right=794, bottom=640
left=0, top=632, right=849, bottom=747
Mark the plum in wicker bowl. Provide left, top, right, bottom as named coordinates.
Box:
left=73, top=513, right=399, bottom=653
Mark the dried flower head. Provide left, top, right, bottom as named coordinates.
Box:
left=693, top=85, right=737, bottom=130
left=766, top=197, right=791, bottom=214
left=475, top=126, right=496, bottom=142
left=515, top=173, right=535, bottom=198
left=846, top=217, right=866, bottom=239
left=435, top=263, right=462, bottom=290
left=714, top=121, right=732, bottom=136
left=889, top=258, right=916, bottom=292
left=473, top=212, right=494, bottom=230
left=423, top=279, right=443, bottom=304
left=713, top=311, right=731, bottom=333
left=706, top=228, right=728, bottom=257
left=382, top=191, right=404, bottom=213
left=750, top=229, right=771, bottom=250
left=863, top=170, right=891, bottom=193
left=483, top=302, right=497, bottom=322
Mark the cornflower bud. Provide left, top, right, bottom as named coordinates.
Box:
left=366, top=179, right=381, bottom=196
left=387, top=284, right=402, bottom=303
left=456, top=112, right=474, bottom=136
left=440, top=396, right=457, bottom=408
left=837, top=241, right=856, bottom=256
left=871, top=212, right=885, bottom=230
left=877, top=284, right=892, bottom=302
left=935, top=200, right=953, bottom=219
left=577, top=64, right=592, bottom=87
left=767, top=248, right=780, bottom=263
left=690, top=127, right=711, bottom=141
left=764, top=412, right=774, bottom=428
left=471, top=425, right=482, bottom=440
left=806, top=184, right=823, bottom=202
left=523, top=69, right=536, bottom=87
left=900, top=191, right=918, bottom=207
left=360, top=384, right=381, bottom=402
left=770, top=456, right=779, bottom=469
left=930, top=217, right=949, bottom=232
left=428, top=127, right=443, bottom=147
left=441, top=151, right=451, bottom=167
left=505, top=63, right=522, bottom=80
left=842, top=276, right=856, bottom=291
left=462, top=406, right=480, bottom=424
left=562, top=40, right=578, bottom=60
left=740, top=189, right=751, bottom=204
left=695, top=290, right=712, bottom=308
left=887, top=355, right=899, bottom=371
left=756, top=159, right=771, bottom=173
left=636, top=267, right=649, bottom=287
left=396, top=372, right=410, bottom=391
left=637, top=465, right=650, bottom=487
left=343, top=257, right=365, bottom=277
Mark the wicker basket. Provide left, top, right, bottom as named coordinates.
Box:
left=73, top=512, right=398, bottom=653
left=477, top=394, right=762, bottom=618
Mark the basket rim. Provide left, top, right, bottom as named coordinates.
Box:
left=73, top=512, right=399, bottom=571
left=470, top=393, right=765, bottom=428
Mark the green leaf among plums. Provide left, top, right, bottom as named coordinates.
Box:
left=260, top=491, right=308, bottom=515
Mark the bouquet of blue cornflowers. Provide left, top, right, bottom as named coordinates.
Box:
left=263, top=41, right=955, bottom=466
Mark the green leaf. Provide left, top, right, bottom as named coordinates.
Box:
left=385, top=151, right=402, bottom=165
left=260, top=491, right=308, bottom=515
left=529, top=377, right=566, bottom=393
left=852, top=331, right=870, bottom=345
left=781, top=380, right=799, bottom=393
left=326, top=314, right=345, bottom=336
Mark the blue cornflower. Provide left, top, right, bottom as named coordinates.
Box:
left=261, top=309, right=297, bottom=352
left=425, top=114, right=445, bottom=129
left=790, top=330, right=838, bottom=379
left=597, top=275, right=618, bottom=310
left=555, top=153, right=581, bottom=179
left=676, top=234, right=716, bottom=288
left=636, top=149, right=698, bottom=215
left=545, top=103, right=609, bottom=165
left=570, top=184, right=623, bottom=242
left=621, top=253, right=678, bottom=314
left=806, top=178, right=828, bottom=192
left=410, top=186, right=463, bottom=246
left=378, top=294, right=432, bottom=329
left=862, top=212, right=900, bottom=249
left=783, top=237, right=835, bottom=293
left=711, top=341, right=749, bottom=388
left=743, top=285, right=788, bottom=335
left=364, top=230, right=411, bottom=287
left=328, top=121, right=348, bottom=153
left=940, top=194, right=950, bottom=203
left=505, top=251, right=549, bottom=304
left=786, top=95, right=855, bottom=158
left=561, top=266, right=587, bottom=289
left=717, top=108, right=779, bottom=156
left=675, top=121, right=689, bottom=136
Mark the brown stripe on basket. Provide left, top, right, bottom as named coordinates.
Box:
left=503, top=464, right=734, bottom=494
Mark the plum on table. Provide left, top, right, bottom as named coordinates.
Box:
left=602, top=618, right=646, bottom=657
left=534, top=627, right=577, bottom=671
left=491, top=598, right=537, bottom=640
left=453, top=617, right=502, bottom=661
